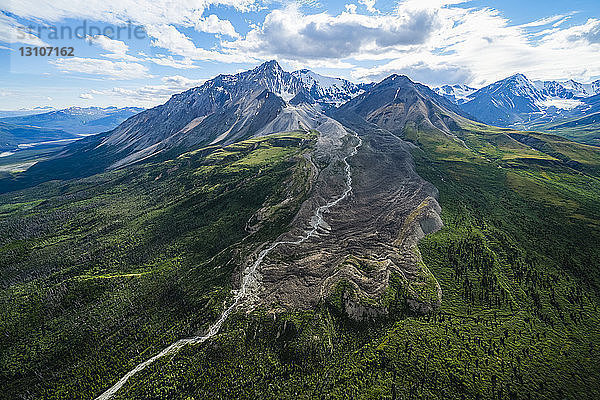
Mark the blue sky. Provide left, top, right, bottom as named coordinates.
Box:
left=1, top=0, right=599, bottom=110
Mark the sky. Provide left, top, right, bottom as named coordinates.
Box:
left=0, top=0, right=599, bottom=110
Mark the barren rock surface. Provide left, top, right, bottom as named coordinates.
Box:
left=245, top=114, right=443, bottom=319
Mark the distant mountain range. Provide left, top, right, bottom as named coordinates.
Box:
left=0, top=106, right=145, bottom=136
left=0, top=106, right=56, bottom=119
left=0, top=122, right=79, bottom=153
left=436, top=74, right=600, bottom=131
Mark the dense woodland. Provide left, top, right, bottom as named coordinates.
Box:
left=1, top=124, right=600, bottom=399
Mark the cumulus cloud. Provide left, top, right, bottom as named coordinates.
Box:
left=161, top=75, right=206, bottom=87
left=145, top=55, right=199, bottom=69
left=518, top=13, right=574, bottom=28
left=195, top=14, right=240, bottom=38
left=3, top=0, right=258, bottom=25
left=79, top=93, right=94, bottom=99
left=87, top=35, right=128, bottom=54
left=350, top=7, right=600, bottom=85
left=352, top=58, right=473, bottom=86
left=555, top=18, right=600, bottom=44
left=345, top=4, right=357, bottom=14
left=226, top=4, right=438, bottom=60
left=359, top=0, right=378, bottom=14
left=2, top=0, right=255, bottom=64
left=103, top=75, right=207, bottom=106
left=3, top=0, right=600, bottom=89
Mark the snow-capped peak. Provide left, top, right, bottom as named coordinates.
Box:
left=533, top=78, right=600, bottom=99
left=291, top=69, right=368, bottom=107
left=434, top=84, right=477, bottom=105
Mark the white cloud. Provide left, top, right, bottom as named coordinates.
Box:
left=96, top=75, right=207, bottom=107
left=195, top=14, right=240, bottom=38
left=49, top=57, right=152, bottom=79
left=144, top=24, right=198, bottom=57
left=349, top=8, right=600, bottom=86
left=359, top=0, right=377, bottom=14
left=145, top=55, right=199, bottom=69
left=161, top=75, right=206, bottom=87
left=2, top=0, right=256, bottom=64
left=518, top=13, right=574, bottom=28
left=0, top=14, right=47, bottom=46
left=80, top=93, right=94, bottom=99
left=226, top=4, right=438, bottom=61
left=87, top=35, right=139, bottom=61
left=3, top=1, right=259, bottom=25
left=3, top=0, right=600, bottom=89
left=87, top=35, right=128, bottom=54
left=145, top=24, right=252, bottom=63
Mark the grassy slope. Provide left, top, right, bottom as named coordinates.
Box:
left=105, top=123, right=600, bottom=400
left=0, top=132, right=315, bottom=399
left=527, top=113, right=600, bottom=147
left=2, top=122, right=600, bottom=399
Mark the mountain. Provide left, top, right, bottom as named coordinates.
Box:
left=335, top=74, right=473, bottom=137
left=0, top=121, right=79, bottom=152
left=7, top=64, right=374, bottom=186
left=457, top=74, right=600, bottom=129
left=11, top=61, right=374, bottom=186
left=459, top=73, right=547, bottom=126
left=291, top=69, right=371, bottom=107
left=2, top=62, right=600, bottom=400
left=0, top=106, right=144, bottom=135
left=434, top=84, right=477, bottom=105
left=534, top=79, right=600, bottom=98
left=4, top=61, right=299, bottom=183
left=0, top=106, right=56, bottom=119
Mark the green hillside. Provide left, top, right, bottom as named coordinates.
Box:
left=0, top=132, right=316, bottom=399
left=96, top=122, right=600, bottom=400
left=529, top=112, right=600, bottom=146
left=1, top=122, right=600, bottom=399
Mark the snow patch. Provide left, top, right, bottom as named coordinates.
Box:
left=537, top=97, right=583, bottom=110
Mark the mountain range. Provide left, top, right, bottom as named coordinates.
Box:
left=10, top=61, right=375, bottom=181
left=0, top=106, right=56, bottom=119
left=436, top=74, right=600, bottom=137
left=2, top=60, right=600, bottom=400
left=0, top=122, right=79, bottom=153
left=0, top=106, right=145, bottom=136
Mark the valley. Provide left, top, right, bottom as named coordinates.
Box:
left=0, top=61, right=599, bottom=400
